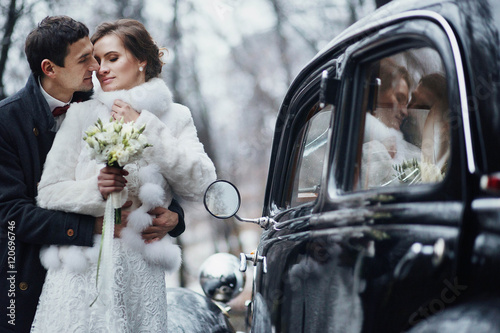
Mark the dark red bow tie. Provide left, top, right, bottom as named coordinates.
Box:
left=52, top=104, right=70, bottom=117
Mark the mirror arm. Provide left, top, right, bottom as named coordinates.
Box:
left=234, top=215, right=275, bottom=229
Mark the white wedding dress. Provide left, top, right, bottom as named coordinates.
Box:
left=31, top=237, right=168, bottom=333
left=31, top=167, right=169, bottom=333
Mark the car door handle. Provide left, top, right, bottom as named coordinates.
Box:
left=240, top=252, right=268, bottom=274
left=393, top=238, right=446, bottom=280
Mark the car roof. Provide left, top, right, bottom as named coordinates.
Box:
left=270, top=0, right=500, bottom=173
left=316, top=0, right=452, bottom=60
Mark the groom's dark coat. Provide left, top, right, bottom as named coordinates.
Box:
left=0, top=74, right=95, bottom=333
left=0, top=75, right=185, bottom=332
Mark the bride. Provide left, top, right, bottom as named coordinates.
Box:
left=31, top=19, right=216, bottom=332
left=360, top=58, right=421, bottom=189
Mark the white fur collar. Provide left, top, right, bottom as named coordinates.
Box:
left=364, top=112, right=421, bottom=164
left=93, top=78, right=173, bottom=117
left=364, top=112, right=403, bottom=143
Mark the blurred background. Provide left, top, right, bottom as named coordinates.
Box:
left=0, top=0, right=391, bottom=323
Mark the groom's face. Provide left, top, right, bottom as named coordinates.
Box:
left=53, top=37, right=99, bottom=96
left=408, top=84, right=435, bottom=110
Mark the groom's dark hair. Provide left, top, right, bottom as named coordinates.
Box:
left=25, top=16, right=89, bottom=77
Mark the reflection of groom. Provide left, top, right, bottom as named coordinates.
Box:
left=0, top=16, right=185, bottom=332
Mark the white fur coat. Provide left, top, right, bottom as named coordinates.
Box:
left=37, top=78, right=216, bottom=273
left=360, top=113, right=421, bottom=189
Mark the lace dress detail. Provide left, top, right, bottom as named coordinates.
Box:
left=125, top=162, right=141, bottom=198
left=31, top=239, right=168, bottom=332
left=32, top=166, right=168, bottom=332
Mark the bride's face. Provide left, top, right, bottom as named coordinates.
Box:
left=373, top=77, right=409, bottom=130
left=93, top=34, right=146, bottom=92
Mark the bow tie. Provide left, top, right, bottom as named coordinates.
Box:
left=52, top=104, right=70, bottom=117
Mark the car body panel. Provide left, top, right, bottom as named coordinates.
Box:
left=249, top=0, right=500, bottom=332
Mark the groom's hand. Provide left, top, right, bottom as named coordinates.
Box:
left=142, top=207, right=179, bottom=244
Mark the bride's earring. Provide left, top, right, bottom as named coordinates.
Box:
left=139, top=66, right=144, bottom=72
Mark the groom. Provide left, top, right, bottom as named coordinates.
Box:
left=0, top=16, right=185, bottom=332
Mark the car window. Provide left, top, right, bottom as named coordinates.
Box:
left=355, top=47, right=450, bottom=190
left=288, top=103, right=333, bottom=208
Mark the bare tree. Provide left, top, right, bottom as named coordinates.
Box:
left=0, top=0, right=24, bottom=100
left=164, top=0, right=219, bottom=177
left=163, top=0, right=231, bottom=286
left=269, top=0, right=294, bottom=87
left=114, top=0, right=145, bottom=21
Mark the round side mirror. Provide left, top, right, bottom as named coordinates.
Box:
left=204, top=180, right=241, bottom=219
left=199, top=253, right=246, bottom=303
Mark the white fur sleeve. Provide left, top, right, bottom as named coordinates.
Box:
left=136, top=105, right=216, bottom=200
left=36, top=104, right=106, bottom=217
left=360, top=140, right=394, bottom=188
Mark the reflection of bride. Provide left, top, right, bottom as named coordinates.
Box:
left=359, top=59, right=420, bottom=189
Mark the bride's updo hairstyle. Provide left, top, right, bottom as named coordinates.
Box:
left=378, top=58, right=411, bottom=101
left=91, top=19, right=164, bottom=81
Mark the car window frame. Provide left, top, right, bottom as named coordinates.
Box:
left=326, top=14, right=470, bottom=204
left=288, top=103, right=334, bottom=208
left=267, top=61, right=341, bottom=215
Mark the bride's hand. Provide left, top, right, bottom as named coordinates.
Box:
left=97, top=166, right=129, bottom=199
left=111, top=99, right=140, bottom=123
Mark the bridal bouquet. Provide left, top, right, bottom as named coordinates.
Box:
left=391, top=158, right=445, bottom=185
left=83, top=117, right=151, bottom=170
left=83, top=117, right=151, bottom=224
left=83, top=117, right=151, bottom=307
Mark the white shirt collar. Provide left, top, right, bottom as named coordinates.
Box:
left=38, top=76, right=71, bottom=112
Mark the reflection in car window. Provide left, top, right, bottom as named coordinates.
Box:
left=356, top=47, right=450, bottom=190
left=289, top=104, right=333, bottom=207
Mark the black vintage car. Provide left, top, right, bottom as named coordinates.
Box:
left=204, top=0, right=500, bottom=332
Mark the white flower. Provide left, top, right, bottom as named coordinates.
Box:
left=391, top=159, right=445, bottom=185
left=120, top=123, right=134, bottom=137
left=83, top=118, right=152, bottom=168
left=420, top=162, right=444, bottom=183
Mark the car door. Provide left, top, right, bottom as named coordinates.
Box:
left=251, top=12, right=468, bottom=333
left=249, top=58, right=341, bottom=333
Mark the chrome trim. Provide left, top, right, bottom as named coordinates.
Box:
left=471, top=198, right=500, bottom=210
left=418, top=11, right=476, bottom=174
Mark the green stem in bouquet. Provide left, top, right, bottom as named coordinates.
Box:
left=108, top=161, right=123, bottom=225
left=114, top=207, right=121, bottom=225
